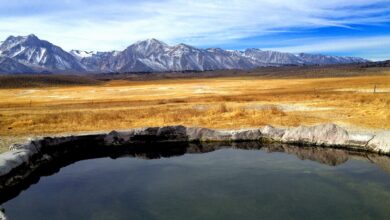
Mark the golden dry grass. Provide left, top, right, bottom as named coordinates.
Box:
left=0, top=71, right=389, bottom=152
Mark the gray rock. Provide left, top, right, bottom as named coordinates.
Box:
left=260, top=125, right=285, bottom=140
left=105, top=126, right=188, bottom=145
left=186, top=127, right=232, bottom=141
left=367, top=132, right=390, bottom=153
left=104, top=130, right=130, bottom=145
left=0, top=149, right=33, bottom=176
left=231, top=129, right=262, bottom=141
left=281, top=123, right=349, bottom=146
left=347, top=133, right=375, bottom=147
left=10, top=138, right=42, bottom=154
left=40, top=136, right=78, bottom=147
left=132, top=127, right=160, bottom=136
left=104, top=128, right=154, bottom=145
left=156, top=125, right=188, bottom=141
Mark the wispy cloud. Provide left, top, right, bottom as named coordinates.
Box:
left=265, top=36, right=390, bottom=52
left=263, top=36, right=390, bottom=60
left=0, top=0, right=389, bottom=59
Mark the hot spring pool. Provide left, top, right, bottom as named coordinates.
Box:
left=1, top=143, right=389, bottom=220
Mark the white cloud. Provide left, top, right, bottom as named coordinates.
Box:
left=0, top=0, right=388, bottom=54
left=263, top=36, right=390, bottom=60
left=265, top=36, right=390, bottom=52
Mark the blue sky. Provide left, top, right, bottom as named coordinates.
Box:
left=0, top=0, right=389, bottom=60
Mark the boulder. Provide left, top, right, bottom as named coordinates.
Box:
left=105, top=126, right=188, bottom=145
left=347, top=133, right=375, bottom=147
left=104, top=130, right=134, bottom=145
left=40, top=136, right=78, bottom=147
left=367, top=131, right=390, bottom=154
left=156, top=125, right=188, bottom=141
left=281, top=123, right=349, bottom=146
left=231, top=129, right=262, bottom=141
left=186, top=127, right=232, bottom=141
left=132, top=127, right=160, bottom=136
left=260, top=125, right=285, bottom=140
left=10, top=139, right=42, bottom=154
left=0, top=149, right=33, bottom=176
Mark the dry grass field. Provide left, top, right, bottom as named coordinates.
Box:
left=0, top=68, right=389, bottom=152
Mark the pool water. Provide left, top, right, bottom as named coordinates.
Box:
left=1, top=143, right=390, bottom=220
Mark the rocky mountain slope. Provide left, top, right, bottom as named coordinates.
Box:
left=0, top=34, right=368, bottom=73
left=0, top=56, right=36, bottom=74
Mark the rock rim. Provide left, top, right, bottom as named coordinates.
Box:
left=0, top=123, right=389, bottom=195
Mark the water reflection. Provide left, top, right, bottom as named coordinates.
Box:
left=0, top=141, right=389, bottom=205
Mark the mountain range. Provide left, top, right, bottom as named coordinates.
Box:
left=0, top=34, right=368, bottom=74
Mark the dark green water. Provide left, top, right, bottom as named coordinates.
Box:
left=1, top=144, right=390, bottom=220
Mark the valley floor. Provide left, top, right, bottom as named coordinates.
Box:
left=0, top=69, right=389, bottom=152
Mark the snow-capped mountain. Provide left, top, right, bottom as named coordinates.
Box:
left=0, top=34, right=368, bottom=74
left=296, top=53, right=366, bottom=65
left=75, top=51, right=120, bottom=72
left=243, top=49, right=304, bottom=65
left=69, top=50, right=97, bottom=60
left=241, top=49, right=368, bottom=66
left=0, top=34, right=84, bottom=72
left=113, top=39, right=246, bottom=72
left=79, top=38, right=367, bottom=72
